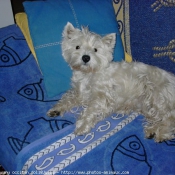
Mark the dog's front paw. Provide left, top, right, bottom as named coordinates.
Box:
left=74, top=119, right=92, bottom=135
left=47, top=104, right=67, bottom=117
left=74, top=126, right=91, bottom=136
left=144, top=128, right=155, bottom=139
left=144, top=126, right=174, bottom=142
left=47, top=109, right=61, bottom=117
left=154, top=132, right=175, bottom=143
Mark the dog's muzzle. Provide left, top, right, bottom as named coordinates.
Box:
left=82, top=55, right=90, bottom=63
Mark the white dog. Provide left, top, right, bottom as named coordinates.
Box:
left=47, top=22, right=175, bottom=142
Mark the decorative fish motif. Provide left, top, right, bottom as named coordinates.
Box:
left=115, top=135, right=146, bottom=161
left=78, top=132, right=95, bottom=144
left=111, top=135, right=152, bottom=175
left=8, top=117, right=73, bottom=154
left=17, top=79, right=58, bottom=102
left=35, top=156, right=54, bottom=170
left=96, top=121, right=111, bottom=132
left=111, top=113, right=125, bottom=120
left=57, top=144, right=76, bottom=156
left=0, top=36, right=31, bottom=67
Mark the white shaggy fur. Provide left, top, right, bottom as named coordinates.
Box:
left=47, top=22, right=175, bottom=142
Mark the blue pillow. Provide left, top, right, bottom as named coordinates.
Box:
left=23, top=0, right=124, bottom=97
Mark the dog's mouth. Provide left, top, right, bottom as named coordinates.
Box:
left=72, top=64, right=97, bottom=73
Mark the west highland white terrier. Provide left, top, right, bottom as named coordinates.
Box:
left=47, top=22, right=175, bottom=142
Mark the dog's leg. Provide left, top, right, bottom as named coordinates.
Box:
left=47, top=89, right=80, bottom=117
left=144, top=114, right=175, bottom=142
left=74, top=98, right=113, bottom=135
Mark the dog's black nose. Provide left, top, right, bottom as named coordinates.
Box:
left=82, top=55, right=90, bottom=63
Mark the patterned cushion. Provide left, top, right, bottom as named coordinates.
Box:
left=116, top=0, right=175, bottom=74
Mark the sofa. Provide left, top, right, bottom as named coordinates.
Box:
left=0, top=0, right=175, bottom=174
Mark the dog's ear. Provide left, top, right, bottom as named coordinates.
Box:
left=63, top=22, right=76, bottom=39
left=102, top=33, right=116, bottom=49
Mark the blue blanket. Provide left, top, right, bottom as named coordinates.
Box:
left=0, top=25, right=75, bottom=172
left=0, top=24, right=175, bottom=175
left=15, top=113, right=175, bottom=175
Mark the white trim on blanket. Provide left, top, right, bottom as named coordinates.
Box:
left=22, top=133, right=76, bottom=173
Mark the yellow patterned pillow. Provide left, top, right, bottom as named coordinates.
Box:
left=113, top=2, right=132, bottom=62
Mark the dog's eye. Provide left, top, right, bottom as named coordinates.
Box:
left=76, top=46, right=80, bottom=50
left=94, top=48, right=97, bottom=52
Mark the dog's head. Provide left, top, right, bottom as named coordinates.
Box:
left=61, top=22, right=116, bottom=73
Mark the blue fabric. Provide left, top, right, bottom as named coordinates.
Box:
left=127, top=0, right=175, bottom=74
left=1, top=24, right=175, bottom=175
left=23, top=0, right=124, bottom=97
left=14, top=114, right=175, bottom=175
left=14, top=113, right=131, bottom=173
left=64, top=115, right=175, bottom=175
left=0, top=24, right=75, bottom=172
